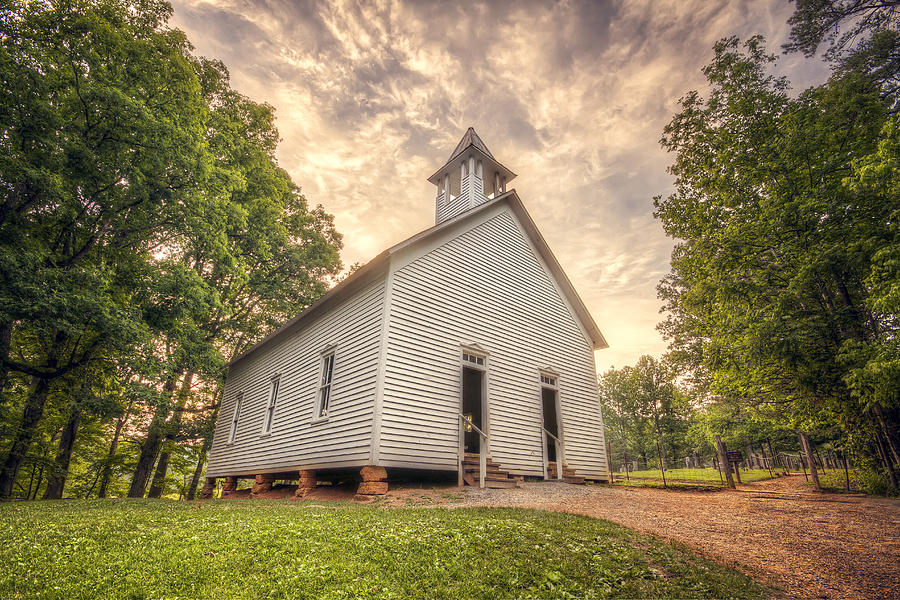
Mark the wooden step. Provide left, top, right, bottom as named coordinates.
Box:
left=461, top=454, right=518, bottom=488
left=547, top=463, right=584, bottom=484
left=462, top=462, right=504, bottom=472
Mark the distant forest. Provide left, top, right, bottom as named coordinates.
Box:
left=601, top=1, right=900, bottom=495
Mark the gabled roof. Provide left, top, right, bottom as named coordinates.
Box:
left=228, top=191, right=607, bottom=367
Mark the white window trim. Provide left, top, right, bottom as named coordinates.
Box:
left=313, top=347, right=336, bottom=423
left=227, top=392, right=243, bottom=445
left=461, top=344, right=488, bottom=370
left=261, top=375, right=280, bottom=436
left=539, top=369, right=559, bottom=389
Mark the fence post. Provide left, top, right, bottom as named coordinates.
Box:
left=715, top=435, right=735, bottom=489
left=760, top=442, right=774, bottom=478
left=656, top=439, right=667, bottom=489
left=841, top=449, right=850, bottom=491
left=799, top=432, right=821, bottom=491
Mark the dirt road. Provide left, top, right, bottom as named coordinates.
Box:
left=453, top=476, right=900, bottom=599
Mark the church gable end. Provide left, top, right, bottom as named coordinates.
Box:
left=378, top=203, right=608, bottom=479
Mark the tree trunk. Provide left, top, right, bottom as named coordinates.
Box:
left=186, top=438, right=210, bottom=501
left=653, top=419, right=667, bottom=470
left=186, top=401, right=219, bottom=500
left=799, top=432, right=820, bottom=491
left=30, top=465, right=44, bottom=500
left=42, top=400, right=81, bottom=499
left=0, top=330, right=65, bottom=499
left=873, top=405, right=900, bottom=469
left=0, top=376, right=53, bottom=498
left=147, top=373, right=194, bottom=499
left=744, top=438, right=756, bottom=469
left=127, top=375, right=178, bottom=498
left=97, top=399, right=133, bottom=498
left=874, top=432, right=898, bottom=489
left=0, top=320, right=12, bottom=397
left=715, top=435, right=735, bottom=489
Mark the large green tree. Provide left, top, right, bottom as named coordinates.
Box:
left=0, top=0, right=342, bottom=500
left=785, top=0, right=900, bottom=95
left=655, top=35, right=899, bottom=489
left=0, top=0, right=209, bottom=498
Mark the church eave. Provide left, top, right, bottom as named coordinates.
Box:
left=426, top=145, right=516, bottom=185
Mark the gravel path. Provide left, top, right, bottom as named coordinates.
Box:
left=448, top=476, right=900, bottom=599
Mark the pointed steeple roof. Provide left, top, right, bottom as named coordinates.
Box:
left=427, top=127, right=516, bottom=186
left=448, top=127, right=494, bottom=162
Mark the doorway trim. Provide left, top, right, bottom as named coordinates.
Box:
left=459, top=344, right=489, bottom=487
left=539, top=368, right=564, bottom=480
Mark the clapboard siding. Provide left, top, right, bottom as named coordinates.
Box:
left=206, top=277, right=385, bottom=477
left=379, top=205, right=608, bottom=479
left=437, top=187, right=469, bottom=224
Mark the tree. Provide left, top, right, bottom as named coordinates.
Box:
left=126, top=60, right=341, bottom=499
left=0, top=0, right=213, bottom=498
left=0, top=0, right=342, bottom=500
left=784, top=0, right=900, bottom=94
left=599, top=356, right=692, bottom=471
left=654, top=35, right=899, bottom=491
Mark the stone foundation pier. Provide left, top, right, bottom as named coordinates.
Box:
left=250, top=473, right=274, bottom=496
left=293, top=470, right=317, bottom=498
left=356, top=466, right=388, bottom=496
left=198, top=477, right=215, bottom=499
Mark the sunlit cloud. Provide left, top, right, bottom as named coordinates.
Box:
left=170, top=0, right=830, bottom=373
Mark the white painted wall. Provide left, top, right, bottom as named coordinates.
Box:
left=206, top=277, right=385, bottom=477
left=436, top=156, right=490, bottom=224
left=377, top=202, right=608, bottom=479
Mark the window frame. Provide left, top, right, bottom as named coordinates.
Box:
left=261, top=375, right=280, bottom=436
left=539, top=368, right=559, bottom=389
left=313, top=348, right=336, bottom=422
left=462, top=351, right=485, bottom=367
left=228, top=392, right=243, bottom=445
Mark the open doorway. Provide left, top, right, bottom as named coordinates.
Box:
left=542, top=387, right=559, bottom=463
left=462, top=366, right=484, bottom=454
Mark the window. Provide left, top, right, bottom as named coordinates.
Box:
left=228, top=392, right=243, bottom=444
left=462, top=352, right=484, bottom=366
left=262, top=377, right=280, bottom=434
left=540, top=374, right=557, bottom=387
left=316, top=351, right=335, bottom=419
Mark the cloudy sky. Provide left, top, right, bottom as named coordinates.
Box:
left=169, top=0, right=829, bottom=373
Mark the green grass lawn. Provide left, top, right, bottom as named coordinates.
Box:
left=0, top=499, right=769, bottom=599
left=618, top=468, right=777, bottom=484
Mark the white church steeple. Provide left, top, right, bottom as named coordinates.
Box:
left=428, top=128, right=517, bottom=225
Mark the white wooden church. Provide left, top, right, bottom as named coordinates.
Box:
left=202, top=129, right=610, bottom=497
